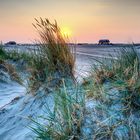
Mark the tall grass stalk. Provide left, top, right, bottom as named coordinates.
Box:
left=31, top=80, right=85, bottom=139
left=29, top=18, right=75, bottom=92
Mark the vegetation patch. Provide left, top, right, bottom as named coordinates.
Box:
left=0, top=45, right=7, bottom=60
left=0, top=59, right=22, bottom=84
left=84, top=47, right=140, bottom=109
left=31, top=80, right=85, bottom=140
left=28, top=18, right=75, bottom=92
left=80, top=47, right=140, bottom=139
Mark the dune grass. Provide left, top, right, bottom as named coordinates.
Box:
left=32, top=18, right=75, bottom=76
left=28, top=18, right=75, bottom=92
left=85, top=46, right=140, bottom=109
left=0, top=59, right=22, bottom=84
left=0, top=45, right=22, bottom=84
left=31, top=80, right=85, bottom=140
left=81, top=46, right=140, bottom=139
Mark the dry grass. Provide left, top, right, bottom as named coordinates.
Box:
left=0, top=59, right=22, bottom=84
left=85, top=46, right=140, bottom=109
left=32, top=18, right=75, bottom=75
left=31, top=80, right=85, bottom=139
left=28, top=18, right=75, bottom=92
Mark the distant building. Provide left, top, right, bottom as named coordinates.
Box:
left=5, top=41, right=17, bottom=45
left=98, top=39, right=110, bottom=45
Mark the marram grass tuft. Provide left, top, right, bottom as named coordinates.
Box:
left=29, top=18, right=75, bottom=92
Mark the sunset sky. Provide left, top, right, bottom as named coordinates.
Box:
left=0, top=0, right=140, bottom=43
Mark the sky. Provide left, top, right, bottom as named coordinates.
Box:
left=0, top=0, right=140, bottom=43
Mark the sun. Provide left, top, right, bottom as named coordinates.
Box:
left=61, top=27, right=72, bottom=37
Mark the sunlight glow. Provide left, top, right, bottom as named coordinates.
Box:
left=61, top=27, right=72, bottom=37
